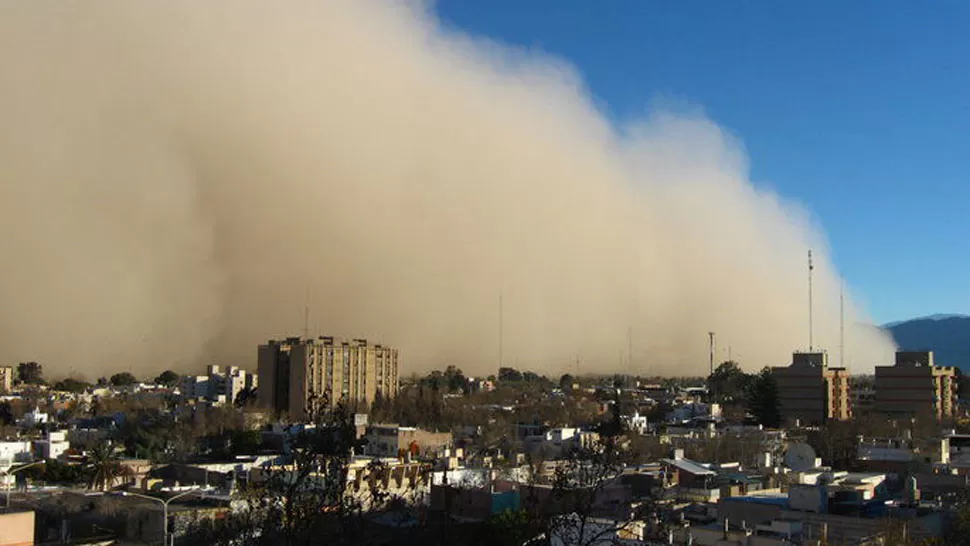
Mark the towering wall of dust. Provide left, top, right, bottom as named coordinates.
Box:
left=0, top=1, right=896, bottom=378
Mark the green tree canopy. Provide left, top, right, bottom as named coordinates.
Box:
left=53, top=377, right=91, bottom=393
left=109, top=372, right=138, bottom=387
left=746, top=367, right=781, bottom=428
left=17, top=361, right=44, bottom=384
left=707, top=360, right=750, bottom=402
left=154, top=370, right=180, bottom=386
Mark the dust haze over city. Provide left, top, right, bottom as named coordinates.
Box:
left=0, top=0, right=896, bottom=379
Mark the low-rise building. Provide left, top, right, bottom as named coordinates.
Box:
left=183, top=365, right=258, bottom=405
left=0, top=509, right=34, bottom=546
left=0, top=442, right=34, bottom=466
left=363, top=424, right=452, bottom=458
left=34, top=432, right=69, bottom=460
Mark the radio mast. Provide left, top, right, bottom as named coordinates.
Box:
left=808, top=250, right=814, bottom=351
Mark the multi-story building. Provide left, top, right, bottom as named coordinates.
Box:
left=0, top=366, right=12, bottom=393
left=771, top=351, right=851, bottom=427
left=182, top=365, right=258, bottom=405
left=257, top=336, right=399, bottom=421
left=875, top=351, right=958, bottom=420
left=363, top=424, right=451, bottom=458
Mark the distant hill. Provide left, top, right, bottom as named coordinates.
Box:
left=885, top=315, right=970, bottom=371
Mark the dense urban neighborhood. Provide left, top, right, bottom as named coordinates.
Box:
left=0, top=339, right=967, bottom=545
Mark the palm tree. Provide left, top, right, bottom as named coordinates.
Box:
left=87, top=441, right=127, bottom=491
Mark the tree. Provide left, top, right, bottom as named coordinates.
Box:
left=944, top=505, right=970, bottom=546
left=706, top=360, right=749, bottom=402
left=746, top=367, right=781, bottom=428
left=17, top=362, right=43, bottom=385
left=559, top=374, right=575, bottom=391
left=0, top=402, right=13, bottom=426
left=109, top=372, right=138, bottom=387
left=187, top=404, right=390, bottom=546
left=154, top=370, right=180, bottom=386
left=548, top=433, right=662, bottom=546
left=234, top=387, right=258, bottom=408
left=87, top=441, right=128, bottom=491
left=53, top=377, right=91, bottom=393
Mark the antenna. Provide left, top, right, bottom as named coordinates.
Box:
left=840, top=280, right=845, bottom=369
left=628, top=326, right=633, bottom=376
left=708, top=332, right=716, bottom=376
left=303, top=285, right=310, bottom=339
left=498, top=292, right=504, bottom=371
left=808, top=250, right=814, bottom=351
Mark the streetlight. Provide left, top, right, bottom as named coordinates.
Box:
left=3, top=461, right=44, bottom=506
left=120, top=489, right=199, bottom=546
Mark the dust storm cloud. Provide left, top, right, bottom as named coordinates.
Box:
left=0, top=1, right=895, bottom=378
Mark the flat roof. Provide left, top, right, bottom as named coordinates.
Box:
left=662, top=458, right=716, bottom=476
left=722, top=492, right=789, bottom=507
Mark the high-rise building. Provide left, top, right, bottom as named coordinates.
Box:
left=875, top=351, right=958, bottom=420
left=0, top=367, right=12, bottom=393
left=258, top=336, right=399, bottom=421
left=772, top=351, right=851, bottom=426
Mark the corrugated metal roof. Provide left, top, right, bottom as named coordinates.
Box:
left=661, top=457, right=716, bottom=476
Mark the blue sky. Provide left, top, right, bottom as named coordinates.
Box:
left=435, top=1, right=970, bottom=324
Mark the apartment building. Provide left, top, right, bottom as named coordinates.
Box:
left=182, top=365, right=258, bottom=405
left=771, top=351, right=851, bottom=427
left=258, top=336, right=399, bottom=421
left=0, top=367, right=12, bottom=393
left=874, top=351, right=958, bottom=420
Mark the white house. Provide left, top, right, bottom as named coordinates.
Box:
left=19, top=408, right=48, bottom=428
left=0, top=442, right=34, bottom=465
left=35, top=431, right=70, bottom=460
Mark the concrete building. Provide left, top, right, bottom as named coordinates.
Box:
left=0, top=368, right=12, bottom=394
left=0, top=510, right=34, bottom=546
left=771, top=352, right=851, bottom=426
left=363, top=424, right=451, bottom=458
left=35, top=431, right=69, bottom=460
left=874, top=351, right=958, bottom=419
left=258, top=336, right=399, bottom=420
left=183, top=365, right=257, bottom=405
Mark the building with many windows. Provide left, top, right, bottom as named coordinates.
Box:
left=772, top=351, right=851, bottom=426
left=182, top=365, right=258, bottom=405
left=0, top=366, right=12, bottom=393
left=874, top=351, right=958, bottom=420
left=257, top=336, right=399, bottom=420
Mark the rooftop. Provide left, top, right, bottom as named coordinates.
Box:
left=661, top=458, right=716, bottom=476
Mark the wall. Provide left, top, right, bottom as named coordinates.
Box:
left=0, top=511, right=34, bottom=546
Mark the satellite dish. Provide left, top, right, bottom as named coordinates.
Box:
left=784, top=443, right=817, bottom=471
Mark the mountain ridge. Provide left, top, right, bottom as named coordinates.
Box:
left=885, top=314, right=970, bottom=371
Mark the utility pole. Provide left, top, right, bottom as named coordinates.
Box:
left=498, top=292, right=503, bottom=371
left=808, top=250, right=814, bottom=351
left=840, top=280, right=845, bottom=368
left=628, top=326, right=633, bottom=377
left=303, top=285, right=310, bottom=339
left=708, top=332, right=716, bottom=375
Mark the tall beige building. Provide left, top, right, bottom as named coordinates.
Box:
left=875, top=351, right=957, bottom=420
left=772, top=351, right=851, bottom=426
left=258, top=336, right=399, bottom=421
left=0, top=367, right=12, bottom=393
